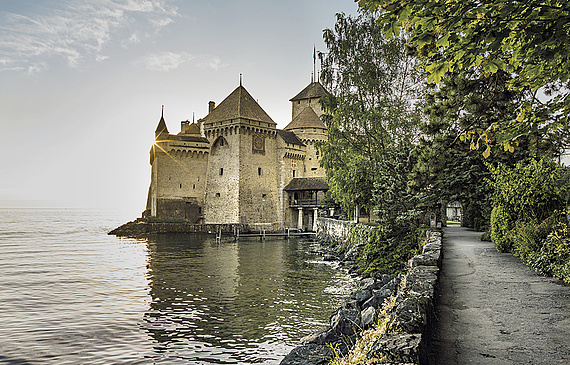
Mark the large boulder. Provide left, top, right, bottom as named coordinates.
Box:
left=329, top=301, right=362, bottom=338
left=279, top=343, right=333, bottom=365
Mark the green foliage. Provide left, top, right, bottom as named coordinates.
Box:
left=488, top=158, right=570, bottom=253
left=488, top=158, right=570, bottom=222
left=524, top=220, right=570, bottom=285
left=318, top=11, right=425, bottom=217
left=411, top=70, right=527, bottom=231
left=357, top=0, right=570, bottom=157
left=490, top=205, right=513, bottom=252
left=507, top=214, right=560, bottom=262
left=356, top=223, right=423, bottom=276
left=372, top=144, right=422, bottom=226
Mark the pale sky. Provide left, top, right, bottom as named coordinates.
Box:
left=0, top=0, right=358, bottom=219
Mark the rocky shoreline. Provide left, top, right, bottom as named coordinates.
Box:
left=280, top=230, right=442, bottom=365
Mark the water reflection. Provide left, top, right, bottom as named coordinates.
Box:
left=143, top=234, right=353, bottom=364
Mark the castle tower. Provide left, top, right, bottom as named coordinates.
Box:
left=146, top=108, right=210, bottom=221
left=201, top=84, right=279, bottom=225
left=289, top=81, right=327, bottom=120
left=278, top=81, right=330, bottom=230
left=285, top=82, right=328, bottom=177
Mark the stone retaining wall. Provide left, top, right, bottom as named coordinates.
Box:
left=315, top=217, right=353, bottom=245
left=281, top=219, right=442, bottom=365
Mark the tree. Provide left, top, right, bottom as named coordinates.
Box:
left=357, top=0, right=570, bottom=155
left=411, top=69, right=531, bottom=230
left=318, top=11, right=425, bottom=219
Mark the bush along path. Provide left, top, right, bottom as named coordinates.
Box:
left=280, top=231, right=442, bottom=365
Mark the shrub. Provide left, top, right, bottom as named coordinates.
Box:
left=356, top=223, right=423, bottom=276
left=490, top=205, right=513, bottom=252
left=508, top=214, right=560, bottom=262
left=541, top=222, right=570, bottom=284
left=488, top=158, right=570, bottom=253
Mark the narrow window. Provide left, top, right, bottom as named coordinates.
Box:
left=180, top=184, right=182, bottom=188
left=258, top=167, right=262, bottom=176
left=292, top=170, right=296, bottom=178
left=193, top=184, right=196, bottom=189
left=304, top=165, right=307, bottom=173
left=220, top=168, right=223, bottom=175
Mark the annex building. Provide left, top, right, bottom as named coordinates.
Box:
left=144, top=80, right=329, bottom=231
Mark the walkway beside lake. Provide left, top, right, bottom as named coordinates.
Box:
left=428, top=226, right=570, bottom=364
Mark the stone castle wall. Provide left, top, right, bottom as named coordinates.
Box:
left=204, top=134, right=240, bottom=223
left=238, top=130, right=279, bottom=225
left=292, top=97, right=324, bottom=120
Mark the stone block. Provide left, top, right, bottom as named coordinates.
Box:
left=408, top=250, right=440, bottom=267
left=361, top=306, right=377, bottom=329
left=366, top=333, right=423, bottom=363
left=389, top=294, right=432, bottom=334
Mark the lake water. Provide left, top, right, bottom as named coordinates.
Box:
left=0, top=209, right=355, bottom=364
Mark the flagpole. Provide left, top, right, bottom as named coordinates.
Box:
left=313, top=45, right=316, bottom=83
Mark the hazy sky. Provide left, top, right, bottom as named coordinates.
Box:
left=0, top=0, right=359, bottom=218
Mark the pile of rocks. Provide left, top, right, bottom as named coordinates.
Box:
left=280, top=231, right=442, bottom=365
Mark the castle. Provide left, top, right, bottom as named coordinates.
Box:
left=144, top=80, right=329, bottom=231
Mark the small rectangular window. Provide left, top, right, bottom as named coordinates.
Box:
left=220, top=168, right=223, bottom=175
left=258, top=167, right=262, bottom=176
left=180, top=184, right=182, bottom=188
left=216, top=193, right=220, bottom=197
left=292, top=170, right=296, bottom=177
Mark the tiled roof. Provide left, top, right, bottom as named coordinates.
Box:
left=201, top=85, right=276, bottom=125
left=284, top=106, right=326, bottom=131
left=277, top=130, right=305, bottom=146
left=284, top=177, right=329, bottom=191
left=289, top=81, right=328, bottom=101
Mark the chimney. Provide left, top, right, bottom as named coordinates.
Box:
left=208, top=101, right=215, bottom=113
left=181, top=120, right=189, bottom=134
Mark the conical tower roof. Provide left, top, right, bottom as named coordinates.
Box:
left=289, top=81, right=327, bottom=102
left=284, top=106, right=326, bottom=131
left=155, top=106, right=169, bottom=137
left=201, top=85, right=276, bottom=126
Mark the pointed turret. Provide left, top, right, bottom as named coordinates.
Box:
left=155, top=105, right=169, bottom=139
left=284, top=106, right=326, bottom=132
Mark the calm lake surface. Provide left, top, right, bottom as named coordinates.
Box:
left=0, top=209, right=355, bottom=364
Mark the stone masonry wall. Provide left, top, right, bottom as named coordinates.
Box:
left=281, top=219, right=443, bottom=365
